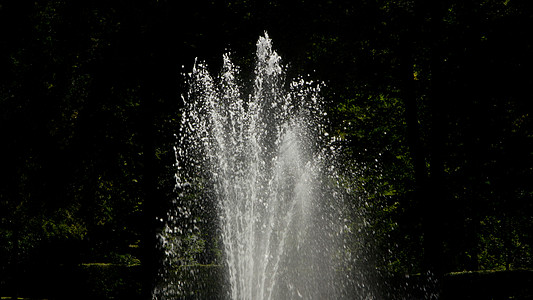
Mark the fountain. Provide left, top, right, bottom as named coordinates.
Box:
left=154, top=33, right=374, bottom=299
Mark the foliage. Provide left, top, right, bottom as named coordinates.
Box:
left=1, top=0, right=532, bottom=297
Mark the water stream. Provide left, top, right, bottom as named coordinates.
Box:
left=155, top=33, right=369, bottom=299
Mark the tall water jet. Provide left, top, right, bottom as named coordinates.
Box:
left=155, top=33, right=373, bottom=299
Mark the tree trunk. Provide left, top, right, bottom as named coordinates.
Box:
left=399, top=30, right=427, bottom=195
left=139, top=3, right=164, bottom=298
left=424, top=0, right=447, bottom=276
left=139, top=2, right=177, bottom=298
left=140, top=74, right=159, bottom=299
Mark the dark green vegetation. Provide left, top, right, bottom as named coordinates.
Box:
left=1, top=0, right=532, bottom=299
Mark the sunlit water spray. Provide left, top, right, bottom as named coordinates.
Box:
left=154, top=33, right=375, bottom=299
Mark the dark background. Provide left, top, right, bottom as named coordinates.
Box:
left=1, top=0, right=532, bottom=299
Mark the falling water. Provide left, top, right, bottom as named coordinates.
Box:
left=155, top=33, right=375, bottom=299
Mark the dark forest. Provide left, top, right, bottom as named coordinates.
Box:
left=1, top=0, right=532, bottom=299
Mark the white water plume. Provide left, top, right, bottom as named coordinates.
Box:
left=155, top=32, right=373, bottom=300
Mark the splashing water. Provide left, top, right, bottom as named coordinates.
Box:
left=155, top=33, right=373, bottom=299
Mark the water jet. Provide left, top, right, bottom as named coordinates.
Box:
left=155, top=33, right=371, bottom=299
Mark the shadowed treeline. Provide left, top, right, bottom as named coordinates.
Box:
left=1, top=0, right=532, bottom=298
